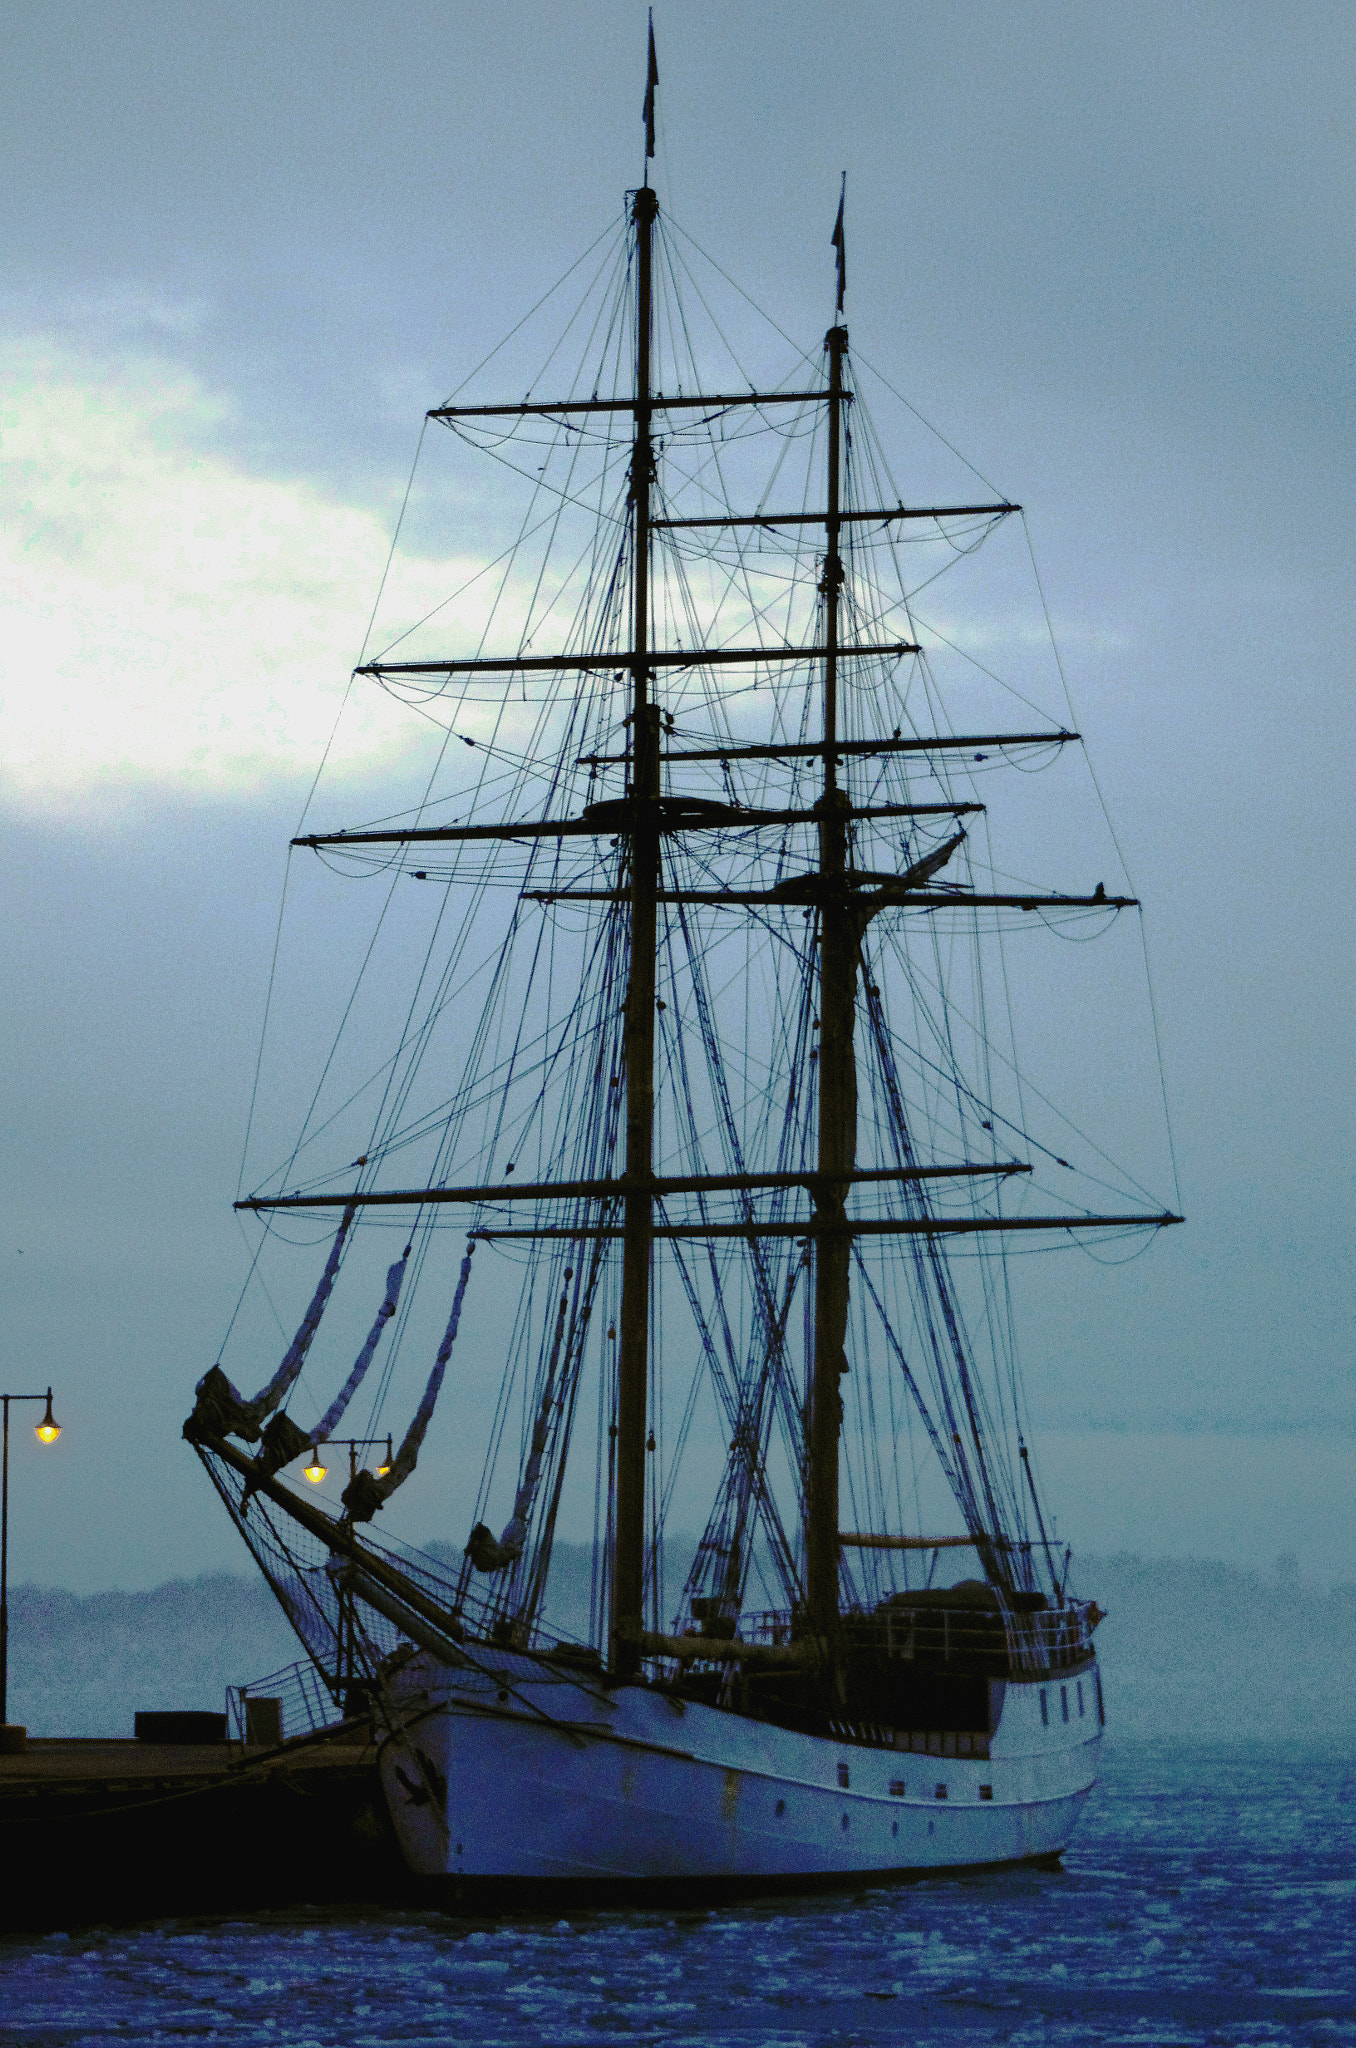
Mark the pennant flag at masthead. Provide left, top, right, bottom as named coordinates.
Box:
left=644, top=12, right=659, bottom=161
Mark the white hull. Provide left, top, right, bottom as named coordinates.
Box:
left=376, top=1647, right=1101, bottom=1894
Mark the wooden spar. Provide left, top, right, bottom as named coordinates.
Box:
left=235, top=1164, right=1031, bottom=1215
left=655, top=502, right=1018, bottom=530
left=807, top=321, right=852, bottom=1641
left=341, top=1565, right=468, bottom=1664
left=292, top=800, right=981, bottom=851
left=580, top=730, right=1078, bottom=766
left=428, top=389, right=832, bottom=420
left=612, top=183, right=660, bottom=1684
left=232, top=1211, right=1180, bottom=1236
left=197, top=1432, right=469, bottom=1644
left=524, top=887, right=1136, bottom=910
left=466, top=1213, right=1182, bottom=1241
left=357, top=641, right=918, bottom=679
left=840, top=1532, right=998, bottom=1551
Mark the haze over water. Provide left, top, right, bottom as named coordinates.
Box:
left=3, top=1745, right=1352, bottom=2044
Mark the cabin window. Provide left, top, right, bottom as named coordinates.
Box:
left=1077, top=1680, right=1085, bottom=1717
left=979, top=1785, right=993, bottom=1800
left=1060, top=1685, right=1069, bottom=1723
left=935, top=1783, right=948, bottom=1799
left=888, top=1779, right=905, bottom=1798
left=837, top=1761, right=850, bottom=1788
left=1040, top=1689, right=1049, bottom=1726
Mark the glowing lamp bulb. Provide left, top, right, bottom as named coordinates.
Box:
left=376, top=1436, right=393, bottom=1478
left=303, top=1446, right=328, bottom=1484
left=35, top=1389, right=60, bottom=1445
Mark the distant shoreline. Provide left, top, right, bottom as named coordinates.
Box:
left=6, top=1550, right=1353, bottom=1744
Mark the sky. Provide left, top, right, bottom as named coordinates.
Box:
left=3, top=0, right=1354, bottom=1595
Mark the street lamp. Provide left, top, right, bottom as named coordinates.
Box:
left=301, top=1435, right=393, bottom=1485
left=2, top=1387, right=61, bottom=1729
left=299, top=1436, right=394, bottom=1702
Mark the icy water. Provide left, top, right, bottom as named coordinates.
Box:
left=1, top=1744, right=1352, bottom=2045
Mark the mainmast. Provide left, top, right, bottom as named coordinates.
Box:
left=806, top=320, right=852, bottom=1637
left=612, top=182, right=660, bottom=1678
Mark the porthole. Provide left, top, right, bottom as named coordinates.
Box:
left=841, top=1813, right=850, bottom=1832
left=775, top=1798, right=786, bottom=1817
left=891, top=1820, right=898, bottom=1839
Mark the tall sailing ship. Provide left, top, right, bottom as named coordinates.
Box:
left=187, top=46, right=1179, bottom=1894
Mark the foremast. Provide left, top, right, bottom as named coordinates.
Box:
left=613, top=184, right=660, bottom=1679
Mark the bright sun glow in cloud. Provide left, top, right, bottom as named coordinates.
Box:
left=1, top=332, right=1111, bottom=825
left=0, top=335, right=467, bottom=818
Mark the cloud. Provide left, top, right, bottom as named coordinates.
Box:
left=2, top=331, right=1129, bottom=830
left=0, top=334, right=472, bottom=818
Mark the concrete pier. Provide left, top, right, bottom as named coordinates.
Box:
left=0, top=1724, right=411, bottom=1928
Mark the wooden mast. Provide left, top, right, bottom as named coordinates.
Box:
left=806, top=320, right=853, bottom=1638
left=612, top=181, right=660, bottom=1678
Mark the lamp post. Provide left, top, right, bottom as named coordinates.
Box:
left=299, top=1436, right=392, bottom=1699
left=1, top=1388, right=61, bottom=1729
left=301, top=1435, right=393, bottom=1486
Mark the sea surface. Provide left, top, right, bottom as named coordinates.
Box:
left=1, top=1743, right=1352, bottom=2046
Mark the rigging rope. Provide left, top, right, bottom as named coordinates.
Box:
left=465, top=1267, right=571, bottom=1574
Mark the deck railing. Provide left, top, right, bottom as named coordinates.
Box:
left=705, top=1598, right=1098, bottom=1675
left=226, top=1657, right=350, bottom=1747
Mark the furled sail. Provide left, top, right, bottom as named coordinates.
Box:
left=185, top=1203, right=356, bottom=1445
left=342, top=1239, right=475, bottom=1523
left=242, top=1244, right=410, bottom=1495
left=313, top=1246, right=410, bottom=1441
